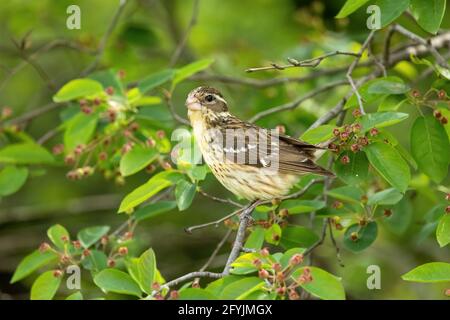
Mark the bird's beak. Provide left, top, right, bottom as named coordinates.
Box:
left=186, top=96, right=202, bottom=111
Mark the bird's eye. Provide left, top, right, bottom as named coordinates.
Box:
left=205, top=94, right=215, bottom=102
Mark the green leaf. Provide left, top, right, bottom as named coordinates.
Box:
left=175, top=179, right=196, bottom=211
left=66, top=291, right=83, bottom=300
left=280, top=226, right=319, bottom=249
left=292, top=267, right=345, bottom=300
left=138, top=69, right=174, bottom=94
left=0, top=143, right=55, bottom=164
left=334, top=151, right=369, bottom=185
left=118, top=171, right=183, bottom=213
left=0, top=165, right=28, bottom=196
left=367, top=78, right=409, bottom=94
left=244, top=227, right=265, bottom=250
left=179, top=288, right=218, bottom=300
left=358, top=112, right=409, bottom=132
left=120, top=145, right=158, bottom=177
left=383, top=197, right=413, bottom=235
left=336, top=0, right=369, bottom=18
left=264, top=223, right=282, bottom=245
left=30, top=271, right=62, bottom=300
left=436, top=214, right=450, bottom=247
left=365, top=142, right=410, bottom=192
left=300, top=125, right=335, bottom=144
left=77, top=226, right=110, bottom=248
left=373, top=0, right=410, bottom=27
left=81, top=250, right=108, bottom=272
left=327, top=185, right=364, bottom=204
left=64, top=112, right=98, bottom=152
left=89, top=69, right=124, bottom=97
left=94, top=269, right=142, bottom=297
left=368, top=188, right=403, bottom=206
left=220, top=277, right=265, bottom=300
left=411, top=115, right=450, bottom=183
left=134, top=201, right=177, bottom=221
left=438, top=108, right=450, bottom=141
left=53, top=79, right=103, bottom=102
left=230, top=252, right=263, bottom=275
left=410, top=0, right=446, bottom=34
left=343, top=222, right=378, bottom=252
left=378, top=95, right=407, bottom=112
left=280, top=199, right=326, bottom=214
left=172, top=58, right=214, bottom=90
left=47, top=224, right=70, bottom=250
left=137, top=248, right=157, bottom=294
left=11, top=250, right=58, bottom=283
left=402, top=262, right=450, bottom=283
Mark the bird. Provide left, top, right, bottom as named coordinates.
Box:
left=185, top=86, right=333, bottom=201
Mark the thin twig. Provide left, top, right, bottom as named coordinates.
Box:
left=184, top=207, right=243, bottom=234
left=163, top=93, right=190, bottom=125
left=82, top=0, right=128, bottom=75
left=198, top=188, right=242, bottom=207
left=346, top=30, right=376, bottom=115
left=249, top=80, right=348, bottom=122
left=169, top=0, right=200, bottom=66
left=245, top=51, right=360, bottom=73
left=6, top=102, right=61, bottom=125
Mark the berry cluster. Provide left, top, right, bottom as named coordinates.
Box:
left=410, top=89, right=449, bottom=125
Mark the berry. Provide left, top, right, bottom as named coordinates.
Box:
left=260, top=247, right=270, bottom=257
left=288, top=289, right=300, bottom=300
left=272, top=234, right=280, bottom=242
left=82, top=249, right=91, bottom=257
left=121, top=142, right=134, bottom=154
left=60, top=254, right=70, bottom=264
left=61, top=235, right=69, bottom=243
left=335, top=223, right=343, bottom=230
left=252, top=258, right=262, bottom=268
left=352, top=123, right=362, bottom=133
left=350, top=232, right=359, bottom=241
left=411, top=90, right=420, bottom=98
left=351, top=144, right=360, bottom=153
left=276, top=287, right=286, bottom=296
left=118, top=246, right=128, bottom=256
left=434, top=110, right=442, bottom=119
left=81, top=106, right=92, bottom=114
left=146, top=164, right=156, bottom=173
left=65, top=154, right=75, bottom=165
left=358, top=136, right=369, bottom=146
left=359, top=218, right=367, bottom=226
left=53, top=270, right=63, bottom=278
left=118, top=69, right=126, bottom=79
left=352, top=109, right=362, bottom=118
left=276, top=271, right=284, bottom=282
left=98, top=151, right=107, bottom=161
left=340, top=131, right=349, bottom=141
left=105, top=86, right=114, bottom=95
left=151, top=282, right=160, bottom=290
left=445, top=289, right=450, bottom=297
left=446, top=206, right=450, bottom=214
left=340, top=155, right=350, bottom=165
left=279, top=208, right=289, bottom=218
left=369, top=128, right=379, bottom=136
left=123, top=231, right=133, bottom=240
left=130, top=122, right=139, bottom=131
left=72, top=240, right=81, bottom=249
left=384, top=209, right=392, bottom=217
left=333, top=201, right=343, bottom=209
left=441, top=117, right=448, bottom=125
left=438, top=90, right=446, bottom=99
left=93, top=97, right=101, bottom=106
left=170, top=290, right=179, bottom=300
left=156, top=130, right=165, bottom=139
left=107, top=259, right=116, bottom=268
left=79, top=99, right=88, bottom=107
left=161, top=161, right=172, bottom=170
left=52, top=144, right=64, bottom=155
left=445, top=193, right=450, bottom=201
left=101, top=236, right=109, bottom=245
left=333, top=128, right=340, bottom=137
left=39, top=242, right=51, bottom=253
left=271, top=198, right=281, bottom=206
left=258, top=269, right=269, bottom=279
left=272, top=263, right=282, bottom=272
left=289, top=253, right=304, bottom=266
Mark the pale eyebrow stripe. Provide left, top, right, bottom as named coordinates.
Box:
left=214, top=94, right=227, bottom=105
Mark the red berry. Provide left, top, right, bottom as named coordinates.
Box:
left=289, top=253, right=304, bottom=266
left=101, top=235, right=109, bottom=245
left=352, top=123, right=362, bottom=133
left=340, top=155, right=350, bottom=165
left=333, top=201, right=343, bottom=209
left=441, top=117, right=448, bottom=125
left=384, top=209, right=392, bottom=217
left=105, top=86, right=114, bottom=95
left=107, top=259, right=116, bottom=268
left=411, top=90, right=420, bottom=98
left=81, top=106, right=92, bottom=114
left=82, top=249, right=91, bottom=257
left=252, top=258, right=262, bottom=268
left=445, top=193, right=450, bottom=201
left=279, top=208, right=289, bottom=218
left=52, top=144, right=64, bottom=155
left=61, top=235, right=69, bottom=243
left=260, top=247, right=270, bottom=257
left=123, top=231, right=133, bottom=240
left=276, top=287, right=286, bottom=296
left=258, top=269, right=269, bottom=279
left=93, top=97, right=101, bottom=106
left=118, top=246, right=128, bottom=256
left=79, top=99, right=88, bottom=107
left=289, top=289, right=300, bottom=300
left=434, top=110, right=442, bottom=119
left=369, top=127, right=379, bottom=136
left=98, top=151, right=107, bottom=161
left=446, top=206, right=450, bottom=214
left=335, top=223, right=343, bottom=230
left=156, top=130, right=165, bottom=139
left=340, top=132, right=349, bottom=141
left=272, top=263, right=282, bottom=272
left=130, top=122, right=139, bottom=131
left=65, top=155, right=75, bottom=165
left=350, top=232, right=359, bottom=241
left=358, top=136, right=369, bottom=146
left=170, top=290, right=179, bottom=300
left=60, top=254, right=70, bottom=264
left=352, top=109, right=362, bottom=118
left=72, top=240, right=81, bottom=249
left=161, top=161, right=172, bottom=170
left=39, top=242, right=51, bottom=253
left=333, top=128, right=340, bottom=137
left=351, top=144, right=360, bottom=153
left=53, top=270, right=63, bottom=278
left=438, top=90, right=446, bottom=99
left=151, top=282, right=160, bottom=290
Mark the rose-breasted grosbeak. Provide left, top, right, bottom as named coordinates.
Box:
left=186, top=86, right=333, bottom=201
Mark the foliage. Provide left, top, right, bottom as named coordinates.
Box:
left=1, top=0, right=450, bottom=300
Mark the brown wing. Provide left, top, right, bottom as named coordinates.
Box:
left=215, top=116, right=334, bottom=177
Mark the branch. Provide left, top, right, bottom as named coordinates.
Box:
left=81, top=0, right=128, bottom=75
left=198, top=188, right=242, bottom=207
left=249, top=79, right=349, bottom=122
left=163, top=92, right=191, bottom=126
left=346, top=30, right=376, bottom=115
left=245, top=51, right=360, bottom=73
left=6, top=102, right=61, bottom=126
left=184, top=207, right=243, bottom=234
left=169, top=0, right=200, bottom=66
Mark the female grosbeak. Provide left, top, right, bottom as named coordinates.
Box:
left=186, top=86, right=333, bottom=201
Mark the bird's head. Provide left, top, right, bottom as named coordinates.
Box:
left=185, top=86, right=228, bottom=113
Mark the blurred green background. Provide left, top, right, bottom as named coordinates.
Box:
left=0, top=0, right=449, bottom=299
